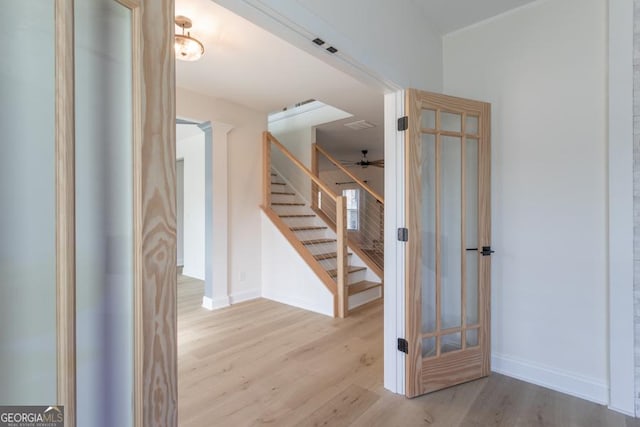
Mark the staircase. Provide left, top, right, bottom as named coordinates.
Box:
left=262, top=132, right=383, bottom=318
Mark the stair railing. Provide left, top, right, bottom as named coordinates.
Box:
left=312, top=144, right=384, bottom=277
left=262, top=132, right=349, bottom=317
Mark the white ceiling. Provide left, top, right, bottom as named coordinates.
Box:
left=416, top=0, right=538, bottom=35
left=175, top=0, right=537, bottom=160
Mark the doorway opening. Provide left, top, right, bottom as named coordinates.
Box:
left=174, top=0, right=388, bottom=423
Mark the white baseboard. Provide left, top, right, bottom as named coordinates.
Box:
left=202, top=295, right=230, bottom=311
left=229, top=288, right=261, bottom=304
left=262, top=290, right=333, bottom=317
left=492, top=353, right=608, bottom=405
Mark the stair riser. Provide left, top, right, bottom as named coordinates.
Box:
left=280, top=217, right=324, bottom=228
left=290, top=228, right=333, bottom=241
left=303, top=242, right=338, bottom=256
left=271, top=204, right=311, bottom=215
left=270, top=193, right=298, bottom=204
left=313, top=254, right=352, bottom=271
left=346, top=268, right=367, bottom=284
left=348, top=286, right=382, bottom=310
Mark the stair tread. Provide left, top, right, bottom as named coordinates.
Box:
left=301, top=238, right=337, bottom=245
left=271, top=191, right=295, bottom=195
left=327, top=266, right=367, bottom=278
left=279, top=214, right=316, bottom=218
left=313, top=252, right=353, bottom=261
left=348, top=280, right=382, bottom=296
left=272, top=202, right=305, bottom=206
left=290, top=226, right=327, bottom=231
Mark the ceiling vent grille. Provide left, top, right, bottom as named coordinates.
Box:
left=344, top=120, right=375, bottom=130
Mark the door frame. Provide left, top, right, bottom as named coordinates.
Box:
left=608, top=0, right=635, bottom=416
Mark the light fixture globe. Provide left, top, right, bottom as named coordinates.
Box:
left=175, top=16, right=204, bottom=62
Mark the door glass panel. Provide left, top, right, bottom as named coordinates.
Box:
left=421, top=134, right=437, bottom=333
left=422, top=337, right=436, bottom=358
left=466, top=329, right=479, bottom=347
left=466, top=115, right=479, bottom=135
left=441, top=136, right=462, bottom=330
left=0, top=1, right=56, bottom=404
left=441, top=112, right=461, bottom=133
left=421, top=109, right=436, bottom=130
left=441, top=332, right=462, bottom=354
left=466, top=138, right=479, bottom=325
left=75, top=1, right=134, bottom=426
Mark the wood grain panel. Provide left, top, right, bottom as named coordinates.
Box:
left=55, top=1, right=76, bottom=425
left=299, top=384, right=379, bottom=426
left=405, top=88, right=423, bottom=397
left=478, top=102, right=492, bottom=376
left=421, top=349, right=483, bottom=394
left=135, top=1, right=177, bottom=426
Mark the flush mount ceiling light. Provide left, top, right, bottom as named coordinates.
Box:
left=175, top=16, right=204, bottom=62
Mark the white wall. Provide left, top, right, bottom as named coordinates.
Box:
left=443, top=0, right=608, bottom=403
left=269, top=102, right=352, bottom=202
left=177, top=87, right=266, bottom=303
left=214, top=0, right=442, bottom=92
left=269, top=126, right=314, bottom=202
left=176, top=130, right=205, bottom=280
left=261, top=213, right=334, bottom=316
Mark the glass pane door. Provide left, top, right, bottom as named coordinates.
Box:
left=75, top=0, right=134, bottom=425
left=0, top=1, right=57, bottom=404
left=406, top=89, right=491, bottom=398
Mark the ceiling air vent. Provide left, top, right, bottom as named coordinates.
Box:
left=344, top=120, right=375, bottom=131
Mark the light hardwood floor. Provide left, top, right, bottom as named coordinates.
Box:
left=177, top=276, right=639, bottom=427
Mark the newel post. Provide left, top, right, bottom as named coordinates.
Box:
left=311, top=144, right=319, bottom=212
left=263, top=132, right=271, bottom=208
left=336, top=195, right=348, bottom=318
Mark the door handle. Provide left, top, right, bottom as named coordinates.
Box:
left=465, top=247, right=495, bottom=256
left=481, top=246, right=495, bottom=256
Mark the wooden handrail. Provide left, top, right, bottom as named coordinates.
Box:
left=264, top=131, right=348, bottom=317
left=266, top=132, right=339, bottom=201
left=313, top=143, right=384, bottom=204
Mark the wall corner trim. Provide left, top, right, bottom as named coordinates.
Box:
left=202, top=295, right=230, bottom=311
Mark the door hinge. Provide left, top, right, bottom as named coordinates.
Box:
left=397, top=338, right=408, bottom=354
left=397, top=116, right=408, bottom=131
left=397, top=227, right=408, bottom=242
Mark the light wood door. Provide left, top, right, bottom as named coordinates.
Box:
left=405, top=89, right=491, bottom=397
left=53, top=0, right=176, bottom=426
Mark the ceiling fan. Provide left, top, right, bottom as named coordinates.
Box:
left=340, top=150, right=384, bottom=169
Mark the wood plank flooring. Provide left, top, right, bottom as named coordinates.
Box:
left=177, top=276, right=639, bottom=427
